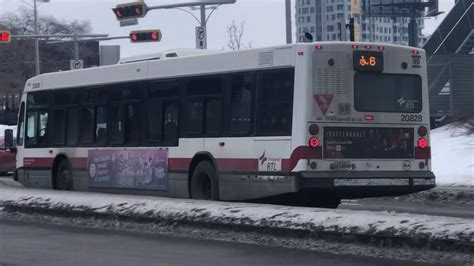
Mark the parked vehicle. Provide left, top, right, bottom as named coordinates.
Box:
left=0, top=136, right=15, bottom=175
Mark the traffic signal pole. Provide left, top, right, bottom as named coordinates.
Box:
left=116, top=1, right=236, bottom=49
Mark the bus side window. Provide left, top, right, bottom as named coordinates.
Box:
left=96, top=106, right=108, bottom=145
left=185, top=76, right=223, bottom=136
left=79, top=107, right=94, bottom=144
left=124, top=103, right=140, bottom=144
left=230, top=72, right=256, bottom=136
left=53, top=109, right=66, bottom=146
left=25, top=91, right=51, bottom=147
left=186, top=99, right=204, bottom=135
left=256, top=68, right=294, bottom=136
left=163, top=102, right=178, bottom=144
left=37, top=111, right=49, bottom=146
left=147, top=100, right=162, bottom=142
left=147, top=80, right=180, bottom=145
left=66, top=108, right=79, bottom=146
left=110, top=105, right=124, bottom=145
left=25, top=112, right=37, bottom=147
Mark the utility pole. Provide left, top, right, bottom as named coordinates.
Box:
left=285, top=0, right=292, bottom=44
left=408, top=7, right=418, bottom=47
left=33, top=0, right=51, bottom=76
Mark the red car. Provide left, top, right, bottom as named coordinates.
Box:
left=0, top=137, right=15, bottom=175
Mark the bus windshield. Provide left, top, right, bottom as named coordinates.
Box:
left=354, top=72, right=422, bottom=113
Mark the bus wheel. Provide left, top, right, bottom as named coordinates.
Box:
left=190, top=161, right=219, bottom=200
left=56, top=159, right=73, bottom=191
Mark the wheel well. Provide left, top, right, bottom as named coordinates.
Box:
left=188, top=152, right=217, bottom=197
left=52, top=154, right=68, bottom=190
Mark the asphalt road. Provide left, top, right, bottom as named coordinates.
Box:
left=0, top=220, right=427, bottom=266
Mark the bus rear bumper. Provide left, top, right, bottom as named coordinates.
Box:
left=296, top=171, right=436, bottom=198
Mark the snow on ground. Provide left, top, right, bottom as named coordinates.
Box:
left=0, top=184, right=472, bottom=245
left=431, top=124, right=474, bottom=187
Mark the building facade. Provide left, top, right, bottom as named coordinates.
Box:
left=295, top=0, right=426, bottom=46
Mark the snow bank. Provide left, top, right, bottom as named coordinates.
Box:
left=0, top=185, right=472, bottom=250
left=431, top=124, right=474, bottom=187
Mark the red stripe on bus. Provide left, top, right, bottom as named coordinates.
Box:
left=71, top=158, right=88, bottom=169
left=23, top=158, right=54, bottom=168
left=283, top=146, right=322, bottom=171
left=216, top=159, right=258, bottom=172
left=22, top=146, right=322, bottom=172
left=168, top=158, right=192, bottom=171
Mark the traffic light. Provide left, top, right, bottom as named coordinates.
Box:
left=112, top=2, right=147, bottom=21
left=0, top=30, right=11, bottom=43
left=129, top=30, right=162, bottom=43
left=347, top=18, right=355, bottom=42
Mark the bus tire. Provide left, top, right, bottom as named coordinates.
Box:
left=56, top=159, right=73, bottom=191
left=190, top=161, right=219, bottom=200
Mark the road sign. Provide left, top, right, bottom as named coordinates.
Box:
left=70, top=59, right=84, bottom=70
left=195, top=26, right=207, bottom=49
left=120, top=18, right=139, bottom=27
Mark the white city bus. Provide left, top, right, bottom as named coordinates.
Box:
left=9, top=42, right=435, bottom=207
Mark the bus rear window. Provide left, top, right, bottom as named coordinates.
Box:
left=354, top=73, right=422, bottom=113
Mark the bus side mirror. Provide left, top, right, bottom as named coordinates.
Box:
left=4, top=129, right=16, bottom=153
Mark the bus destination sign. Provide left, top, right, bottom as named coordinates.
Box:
left=353, top=51, right=383, bottom=72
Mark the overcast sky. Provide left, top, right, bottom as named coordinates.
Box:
left=0, top=0, right=455, bottom=58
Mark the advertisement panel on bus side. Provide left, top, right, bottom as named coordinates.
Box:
left=87, top=149, right=168, bottom=190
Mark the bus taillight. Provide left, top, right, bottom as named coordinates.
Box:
left=315, top=44, right=323, bottom=50
left=364, top=44, right=372, bottom=49
left=309, top=137, right=319, bottom=148
left=309, top=124, right=319, bottom=135
left=352, top=44, right=359, bottom=49
left=418, top=137, right=428, bottom=149
left=418, top=126, right=428, bottom=136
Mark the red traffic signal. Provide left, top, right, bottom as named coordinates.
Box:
left=0, top=30, right=11, bottom=43
left=112, top=2, right=147, bottom=21
left=130, top=30, right=162, bottom=43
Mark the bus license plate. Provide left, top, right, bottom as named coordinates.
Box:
left=330, top=161, right=353, bottom=170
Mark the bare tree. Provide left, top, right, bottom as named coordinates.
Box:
left=226, top=20, right=251, bottom=50
left=0, top=7, right=92, bottom=89
left=0, top=7, right=93, bottom=123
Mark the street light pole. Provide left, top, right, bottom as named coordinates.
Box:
left=200, top=4, right=207, bottom=49
left=34, top=0, right=40, bottom=76
left=285, top=0, right=292, bottom=44
left=32, top=0, right=50, bottom=76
